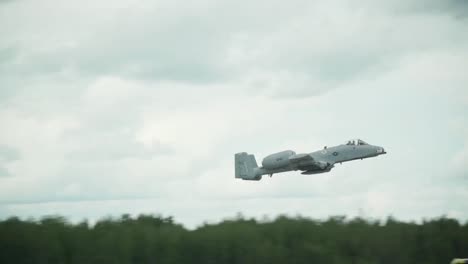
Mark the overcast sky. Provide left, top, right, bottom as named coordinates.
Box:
left=0, top=0, right=467, bottom=228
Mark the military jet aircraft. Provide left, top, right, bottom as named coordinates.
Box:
left=235, top=139, right=386, bottom=181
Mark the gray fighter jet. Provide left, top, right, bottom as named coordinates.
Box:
left=235, top=139, right=386, bottom=181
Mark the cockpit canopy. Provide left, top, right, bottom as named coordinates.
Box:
left=345, top=139, right=368, bottom=146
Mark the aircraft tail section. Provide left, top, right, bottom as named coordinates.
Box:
left=235, top=152, right=262, bottom=181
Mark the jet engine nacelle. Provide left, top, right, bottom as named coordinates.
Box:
left=261, top=150, right=296, bottom=170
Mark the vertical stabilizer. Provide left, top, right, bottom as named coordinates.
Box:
left=235, top=152, right=262, bottom=181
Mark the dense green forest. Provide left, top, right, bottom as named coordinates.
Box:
left=0, top=214, right=466, bottom=264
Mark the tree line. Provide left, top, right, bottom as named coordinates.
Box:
left=0, top=214, right=467, bottom=264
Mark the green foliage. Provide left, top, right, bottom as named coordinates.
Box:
left=0, top=214, right=466, bottom=264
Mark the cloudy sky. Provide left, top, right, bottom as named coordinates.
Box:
left=0, top=0, right=467, bottom=228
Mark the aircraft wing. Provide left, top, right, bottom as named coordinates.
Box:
left=289, top=153, right=331, bottom=171
left=289, top=154, right=328, bottom=169
left=288, top=153, right=314, bottom=163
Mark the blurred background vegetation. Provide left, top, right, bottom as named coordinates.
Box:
left=0, top=214, right=467, bottom=264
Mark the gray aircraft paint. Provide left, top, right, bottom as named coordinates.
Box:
left=235, top=139, right=386, bottom=181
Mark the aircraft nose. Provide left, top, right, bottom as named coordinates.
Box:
left=376, top=147, right=386, bottom=154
